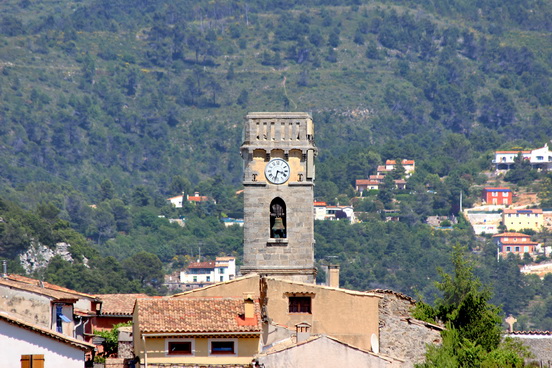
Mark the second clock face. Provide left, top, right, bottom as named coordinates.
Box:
left=265, top=158, right=290, bottom=184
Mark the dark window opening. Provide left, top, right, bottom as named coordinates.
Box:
left=211, top=341, right=235, bottom=354
left=168, top=341, right=192, bottom=355
left=289, top=296, right=311, bottom=313
left=270, top=197, right=287, bottom=238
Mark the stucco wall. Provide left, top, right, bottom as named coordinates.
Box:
left=0, top=319, right=86, bottom=368
left=264, top=278, right=380, bottom=351
left=135, top=336, right=259, bottom=365
left=257, top=336, right=401, bottom=368
left=0, top=286, right=52, bottom=328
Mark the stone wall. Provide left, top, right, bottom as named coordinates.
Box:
left=507, top=334, right=552, bottom=367
left=372, top=290, right=443, bottom=368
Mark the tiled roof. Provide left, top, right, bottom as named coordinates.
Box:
left=313, top=201, right=327, bottom=206
left=0, top=312, right=95, bottom=351
left=483, top=187, right=511, bottom=191
left=216, top=257, right=235, bottom=261
left=187, top=195, right=209, bottom=202
left=500, top=241, right=539, bottom=246
left=356, top=180, right=380, bottom=185
left=503, top=209, right=543, bottom=214
left=0, top=277, right=80, bottom=301
left=136, top=297, right=262, bottom=334
left=95, top=294, right=148, bottom=316
left=385, top=159, right=415, bottom=165
left=188, top=261, right=216, bottom=269
left=495, top=150, right=531, bottom=154
left=508, top=330, right=552, bottom=336
left=493, top=232, right=532, bottom=238
left=5, top=274, right=98, bottom=300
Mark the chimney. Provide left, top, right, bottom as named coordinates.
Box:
left=295, top=322, right=311, bottom=343
left=243, top=292, right=255, bottom=319
left=327, top=264, right=340, bottom=288
left=2, top=260, right=7, bottom=278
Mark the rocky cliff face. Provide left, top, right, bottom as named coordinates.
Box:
left=19, top=241, right=85, bottom=274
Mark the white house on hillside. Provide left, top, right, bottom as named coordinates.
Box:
left=180, top=257, right=236, bottom=287
left=313, top=202, right=355, bottom=223
left=494, top=143, right=552, bottom=171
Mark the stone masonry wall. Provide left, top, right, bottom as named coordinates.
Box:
left=373, top=290, right=443, bottom=368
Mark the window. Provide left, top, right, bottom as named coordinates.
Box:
left=492, top=192, right=498, bottom=197
left=166, top=340, right=194, bottom=356
left=220, top=276, right=224, bottom=282
left=206, top=276, right=211, bottom=282
left=506, top=247, right=511, bottom=251
left=289, top=296, right=312, bottom=313
left=269, top=197, right=287, bottom=239
left=219, top=267, right=225, bottom=274
left=168, top=342, right=192, bottom=355
left=55, top=304, right=71, bottom=333
left=515, top=247, right=520, bottom=252
left=503, top=192, right=508, bottom=197
left=193, top=276, right=197, bottom=282
left=210, top=340, right=236, bottom=355
left=21, top=355, right=44, bottom=368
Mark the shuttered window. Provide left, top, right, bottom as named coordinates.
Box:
left=21, top=355, right=44, bottom=368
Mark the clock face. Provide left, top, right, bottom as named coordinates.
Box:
left=265, top=159, right=290, bottom=184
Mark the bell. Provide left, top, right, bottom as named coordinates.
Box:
left=272, top=217, right=285, bottom=238
left=272, top=217, right=285, bottom=231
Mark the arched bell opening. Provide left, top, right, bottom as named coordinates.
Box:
left=270, top=197, right=287, bottom=239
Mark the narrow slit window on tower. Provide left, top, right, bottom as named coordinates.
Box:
left=270, top=198, right=287, bottom=239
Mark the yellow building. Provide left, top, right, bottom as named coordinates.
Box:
left=133, top=296, right=261, bottom=367
left=172, top=274, right=381, bottom=353
left=502, top=209, right=544, bottom=232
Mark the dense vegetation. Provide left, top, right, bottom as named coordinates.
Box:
left=0, top=0, right=551, bottom=329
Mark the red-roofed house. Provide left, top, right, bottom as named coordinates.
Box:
left=385, top=159, right=415, bottom=176
left=180, top=257, right=237, bottom=288
left=355, top=180, right=381, bottom=193
left=493, top=232, right=540, bottom=259
left=187, top=192, right=213, bottom=204
left=482, top=187, right=512, bottom=205
left=92, top=294, right=148, bottom=331
left=168, top=192, right=215, bottom=208
left=133, top=296, right=261, bottom=367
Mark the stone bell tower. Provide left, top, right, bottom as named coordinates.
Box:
left=240, top=112, right=317, bottom=283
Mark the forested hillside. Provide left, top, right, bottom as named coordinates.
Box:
left=0, top=0, right=551, bottom=329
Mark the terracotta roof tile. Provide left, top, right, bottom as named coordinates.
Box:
left=503, top=209, right=543, bottom=214
left=6, top=274, right=97, bottom=300
left=0, top=277, right=80, bottom=301
left=356, top=180, right=380, bottom=185
left=136, top=297, right=262, bottom=334
left=493, top=232, right=532, bottom=238
left=96, top=294, right=149, bottom=316
left=188, top=261, right=216, bottom=269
